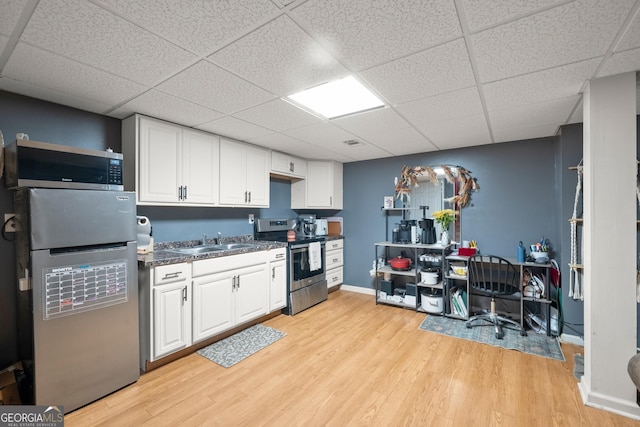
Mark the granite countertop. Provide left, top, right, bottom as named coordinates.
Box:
left=138, top=235, right=287, bottom=267
left=138, top=234, right=345, bottom=268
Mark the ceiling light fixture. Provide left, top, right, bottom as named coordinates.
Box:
left=286, top=76, right=385, bottom=119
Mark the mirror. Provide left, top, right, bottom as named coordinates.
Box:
left=395, top=165, right=479, bottom=244
left=404, top=178, right=460, bottom=243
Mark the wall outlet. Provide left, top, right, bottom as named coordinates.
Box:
left=248, top=214, right=254, bottom=224
left=4, top=214, right=17, bottom=233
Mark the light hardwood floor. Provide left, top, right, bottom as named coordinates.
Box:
left=65, top=290, right=637, bottom=426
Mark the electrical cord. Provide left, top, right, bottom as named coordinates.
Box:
left=1, top=215, right=16, bottom=241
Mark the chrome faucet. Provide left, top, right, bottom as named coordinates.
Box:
left=201, top=233, right=207, bottom=245
left=215, top=231, right=222, bottom=245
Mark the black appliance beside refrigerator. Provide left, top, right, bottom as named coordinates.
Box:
left=14, top=188, right=140, bottom=412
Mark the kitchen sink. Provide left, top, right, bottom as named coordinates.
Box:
left=166, top=242, right=255, bottom=255
left=213, top=243, right=255, bottom=250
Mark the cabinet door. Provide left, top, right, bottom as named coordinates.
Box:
left=139, top=117, right=181, bottom=203
left=305, top=161, right=343, bottom=209
left=245, top=145, right=270, bottom=207
left=269, top=259, right=286, bottom=312
left=182, top=129, right=219, bottom=205
left=234, top=264, right=268, bottom=324
left=153, top=282, right=191, bottom=358
left=306, top=161, right=332, bottom=207
left=271, top=151, right=306, bottom=178
left=219, top=138, right=247, bottom=205
left=192, top=273, right=234, bottom=342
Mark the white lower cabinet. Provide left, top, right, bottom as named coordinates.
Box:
left=191, top=251, right=269, bottom=343
left=325, top=239, right=344, bottom=288
left=143, top=249, right=282, bottom=368
left=268, top=248, right=287, bottom=312
left=192, top=273, right=234, bottom=343
left=152, top=263, right=191, bottom=359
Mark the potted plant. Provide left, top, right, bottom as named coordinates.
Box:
left=432, top=209, right=457, bottom=244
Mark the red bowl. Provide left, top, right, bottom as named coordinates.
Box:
left=389, top=257, right=412, bottom=270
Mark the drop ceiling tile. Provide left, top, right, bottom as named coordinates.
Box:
left=0, top=0, right=28, bottom=36
left=598, top=47, right=640, bottom=78
left=247, top=132, right=353, bottom=161
left=331, top=112, right=438, bottom=156
left=0, top=34, right=8, bottom=52
left=371, top=127, right=439, bottom=156
left=331, top=107, right=410, bottom=141
left=156, top=60, right=274, bottom=115
left=283, top=121, right=360, bottom=147
left=472, top=0, right=634, bottom=82
left=614, top=7, right=640, bottom=52
left=120, top=90, right=223, bottom=127
left=493, top=122, right=561, bottom=143
left=4, top=43, right=148, bottom=106
left=361, top=38, right=475, bottom=104
left=94, top=0, right=278, bottom=55
left=20, top=0, right=196, bottom=85
left=489, top=96, right=579, bottom=131
left=196, top=116, right=273, bottom=141
left=396, top=87, right=484, bottom=126
left=209, top=15, right=347, bottom=95
left=0, top=75, right=114, bottom=114
left=460, top=0, right=568, bottom=32
left=246, top=132, right=314, bottom=152
left=291, top=0, right=461, bottom=70
left=320, top=140, right=392, bottom=162
left=107, top=107, right=135, bottom=120
left=483, top=58, right=599, bottom=111
left=418, top=114, right=492, bottom=149
left=233, top=98, right=322, bottom=132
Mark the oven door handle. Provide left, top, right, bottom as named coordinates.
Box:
left=289, top=242, right=325, bottom=250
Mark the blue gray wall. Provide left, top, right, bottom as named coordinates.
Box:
left=341, top=136, right=585, bottom=334
left=342, top=137, right=558, bottom=283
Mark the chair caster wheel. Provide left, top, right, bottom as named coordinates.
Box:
left=520, top=330, right=527, bottom=337
left=466, top=323, right=472, bottom=329
left=496, top=332, right=504, bottom=339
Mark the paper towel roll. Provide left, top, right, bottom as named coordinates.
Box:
left=136, top=216, right=151, bottom=235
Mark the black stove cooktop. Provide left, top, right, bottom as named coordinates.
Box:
left=253, top=217, right=325, bottom=245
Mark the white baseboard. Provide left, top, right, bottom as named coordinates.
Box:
left=340, top=284, right=375, bottom=296
left=560, top=333, right=584, bottom=346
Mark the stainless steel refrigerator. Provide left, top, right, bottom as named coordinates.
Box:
left=14, top=188, right=139, bottom=412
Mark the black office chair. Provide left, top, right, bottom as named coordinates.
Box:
left=465, top=254, right=527, bottom=339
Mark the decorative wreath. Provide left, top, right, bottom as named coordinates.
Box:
left=394, top=164, right=479, bottom=208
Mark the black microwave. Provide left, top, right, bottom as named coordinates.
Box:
left=4, top=139, right=124, bottom=191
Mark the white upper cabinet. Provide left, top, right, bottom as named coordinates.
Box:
left=292, top=160, right=343, bottom=209
left=219, top=138, right=270, bottom=207
left=122, top=115, right=219, bottom=206
left=271, top=151, right=306, bottom=179
left=181, top=129, right=219, bottom=204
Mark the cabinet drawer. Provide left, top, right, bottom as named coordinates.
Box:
left=268, top=248, right=286, bottom=262
left=325, top=249, right=343, bottom=270
left=326, top=239, right=343, bottom=251
left=326, top=267, right=343, bottom=287
left=193, top=251, right=268, bottom=277
left=154, top=263, right=189, bottom=286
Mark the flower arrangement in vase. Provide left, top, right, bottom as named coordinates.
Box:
left=432, top=209, right=457, bottom=244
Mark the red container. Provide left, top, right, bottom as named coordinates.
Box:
left=458, top=248, right=476, bottom=256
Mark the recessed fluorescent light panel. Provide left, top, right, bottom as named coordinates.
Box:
left=287, top=76, right=385, bottom=119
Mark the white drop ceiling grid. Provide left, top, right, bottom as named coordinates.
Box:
left=1, top=0, right=640, bottom=162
